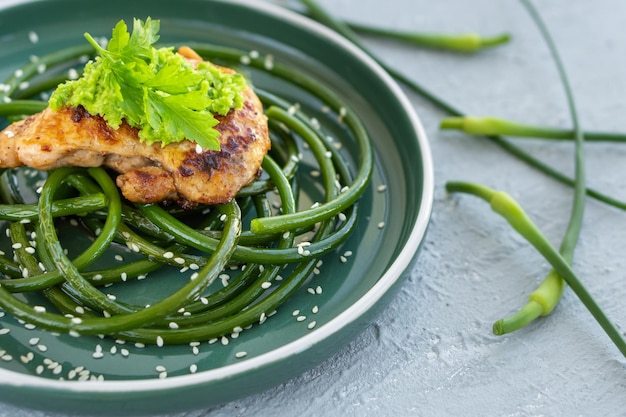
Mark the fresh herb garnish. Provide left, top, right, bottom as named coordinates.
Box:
left=49, top=18, right=248, bottom=150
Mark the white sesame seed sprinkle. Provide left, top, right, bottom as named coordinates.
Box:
left=33, top=305, right=46, bottom=313
left=163, top=251, right=174, bottom=259
left=11, top=243, right=22, bottom=250
left=92, top=351, right=104, bottom=359
left=189, top=364, right=198, bottom=373
left=195, top=144, right=203, bottom=154
left=28, top=31, right=39, bottom=43
left=235, top=351, right=248, bottom=359
left=296, top=315, right=306, bottom=322
left=0, top=328, right=9, bottom=335
left=308, top=321, right=317, bottom=330
left=377, top=184, right=387, bottom=192
left=377, top=221, right=386, bottom=229
left=312, top=305, right=319, bottom=314
left=263, top=54, right=274, bottom=70
left=168, top=322, right=179, bottom=329
left=261, top=281, right=272, bottom=289
left=156, top=336, right=164, bottom=347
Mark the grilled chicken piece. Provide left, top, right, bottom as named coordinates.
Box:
left=0, top=48, right=270, bottom=207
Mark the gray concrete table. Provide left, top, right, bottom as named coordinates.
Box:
left=2, top=0, right=625, bottom=416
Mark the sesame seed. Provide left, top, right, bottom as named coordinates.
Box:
left=121, top=272, right=128, bottom=281
left=11, top=243, right=22, bottom=249
left=92, top=274, right=103, bottom=281
left=155, top=365, right=167, bottom=372
left=220, top=336, right=229, bottom=345
left=35, top=365, right=44, bottom=375
left=135, top=342, right=145, bottom=348
left=338, top=106, right=347, bottom=122
left=68, top=68, right=79, bottom=80
left=110, top=346, right=117, bottom=355
left=308, top=321, right=317, bottom=330
left=259, top=312, right=267, bottom=324
left=0, top=328, right=10, bottom=335
left=189, top=364, right=198, bottom=373
left=156, top=336, right=164, bottom=347
left=377, top=184, right=387, bottom=192
left=338, top=212, right=347, bottom=222
left=29, top=337, right=39, bottom=345
left=174, top=257, right=186, bottom=265
left=235, top=351, right=247, bottom=359
left=120, top=348, right=130, bottom=357
left=114, top=254, right=124, bottom=261
left=25, top=247, right=36, bottom=254
left=208, top=338, right=218, bottom=344
left=377, top=221, right=385, bottom=229
left=261, top=281, right=272, bottom=289
left=312, top=305, right=319, bottom=314
left=14, top=69, right=23, bottom=77
left=28, top=31, right=39, bottom=43
left=239, top=55, right=251, bottom=65
left=340, top=256, right=348, bottom=263
left=195, top=144, right=203, bottom=154
left=168, top=322, right=179, bottom=329
left=71, top=317, right=82, bottom=324
left=162, top=251, right=174, bottom=259
left=33, top=305, right=46, bottom=313
left=316, top=286, right=323, bottom=294
left=92, top=351, right=104, bottom=359
left=307, top=288, right=316, bottom=295
left=296, top=315, right=306, bottom=322
left=158, top=371, right=168, bottom=379
left=263, top=54, right=274, bottom=70
left=249, top=50, right=260, bottom=59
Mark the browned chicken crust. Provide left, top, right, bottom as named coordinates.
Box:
left=0, top=50, right=270, bottom=207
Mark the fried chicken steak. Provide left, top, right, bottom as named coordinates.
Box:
left=0, top=47, right=270, bottom=207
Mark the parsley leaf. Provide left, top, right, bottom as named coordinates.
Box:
left=49, top=17, right=248, bottom=150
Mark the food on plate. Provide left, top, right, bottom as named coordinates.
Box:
left=0, top=17, right=374, bottom=357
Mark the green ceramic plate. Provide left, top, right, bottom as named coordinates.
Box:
left=0, top=0, right=433, bottom=415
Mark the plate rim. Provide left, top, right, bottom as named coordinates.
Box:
left=0, top=0, right=434, bottom=395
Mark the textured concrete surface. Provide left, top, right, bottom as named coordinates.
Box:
left=2, top=0, right=626, bottom=416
